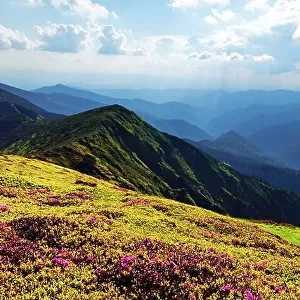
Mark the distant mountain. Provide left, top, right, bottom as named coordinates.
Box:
left=248, top=121, right=300, bottom=155
left=207, top=103, right=300, bottom=137
left=207, top=131, right=264, bottom=158
left=33, top=84, right=213, bottom=126
left=0, top=82, right=104, bottom=115
left=2, top=105, right=300, bottom=225
left=93, top=88, right=214, bottom=104
left=143, top=117, right=212, bottom=141
left=0, top=88, right=61, bottom=120
left=282, top=146, right=300, bottom=170
left=188, top=131, right=300, bottom=194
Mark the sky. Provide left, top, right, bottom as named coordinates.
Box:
left=0, top=0, right=300, bottom=89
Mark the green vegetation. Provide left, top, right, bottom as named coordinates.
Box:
left=261, top=224, right=300, bottom=246
left=2, top=105, right=300, bottom=226
left=0, top=155, right=299, bottom=299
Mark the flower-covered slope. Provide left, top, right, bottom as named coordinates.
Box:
left=0, top=155, right=299, bottom=299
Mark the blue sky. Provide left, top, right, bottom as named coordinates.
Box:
left=0, top=0, right=300, bottom=89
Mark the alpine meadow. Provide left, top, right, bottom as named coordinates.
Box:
left=0, top=0, right=300, bottom=299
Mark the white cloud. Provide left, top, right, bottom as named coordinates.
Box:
left=187, top=30, right=246, bottom=52
left=24, top=0, right=43, bottom=6
left=211, top=9, right=235, bottom=22
left=188, top=51, right=213, bottom=60
left=188, top=51, right=274, bottom=63
left=245, top=0, right=269, bottom=11
left=0, top=25, right=36, bottom=50
left=253, top=54, right=274, bottom=62
left=35, top=24, right=88, bottom=53
left=205, top=9, right=235, bottom=24
left=204, top=15, right=218, bottom=24
left=97, top=25, right=126, bottom=55
left=111, top=11, right=120, bottom=20
left=293, top=25, right=300, bottom=39
left=236, top=0, right=300, bottom=36
left=155, top=38, right=179, bottom=56
left=169, top=0, right=230, bottom=9
left=51, top=0, right=110, bottom=20
left=97, top=25, right=145, bottom=56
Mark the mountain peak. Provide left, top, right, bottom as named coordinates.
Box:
left=217, top=130, right=243, bottom=141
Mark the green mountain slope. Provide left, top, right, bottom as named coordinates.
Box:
left=0, top=155, right=299, bottom=299
left=2, top=105, right=300, bottom=225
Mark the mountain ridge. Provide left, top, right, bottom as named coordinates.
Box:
left=2, top=104, right=300, bottom=225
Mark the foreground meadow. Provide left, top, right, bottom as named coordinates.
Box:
left=0, top=155, right=299, bottom=300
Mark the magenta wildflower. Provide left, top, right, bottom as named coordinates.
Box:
left=86, top=257, right=94, bottom=264
left=121, top=263, right=130, bottom=270
left=275, top=286, right=281, bottom=293
left=245, top=262, right=251, bottom=269
left=221, top=285, right=231, bottom=293
left=169, top=260, right=177, bottom=267
left=107, top=219, right=113, bottom=225
left=121, top=256, right=136, bottom=264
left=190, top=296, right=196, bottom=300
left=0, top=204, right=9, bottom=212
left=89, top=216, right=97, bottom=222
left=52, top=257, right=69, bottom=268
left=94, top=268, right=103, bottom=275
left=246, top=290, right=254, bottom=300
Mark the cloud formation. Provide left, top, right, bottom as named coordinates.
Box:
left=35, top=24, right=88, bottom=53
left=204, top=9, right=235, bottom=24
left=169, top=0, right=230, bottom=9
left=0, top=25, right=35, bottom=50
left=245, top=0, right=269, bottom=12
left=51, top=0, right=110, bottom=20
left=24, top=0, right=43, bottom=6
left=97, top=25, right=145, bottom=56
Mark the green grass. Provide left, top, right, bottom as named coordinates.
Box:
left=261, top=224, right=300, bottom=246
left=0, top=155, right=299, bottom=299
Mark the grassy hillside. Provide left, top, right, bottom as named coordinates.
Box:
left=2, top=105, right=300, bottom=226
left=0, top=155, right=299, bottom=299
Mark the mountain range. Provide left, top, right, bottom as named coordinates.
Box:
left=0, top=82, right=104, bottom=115
left=188, top=131, right=300, bottom=194
left=33, top=84, right=213, bottom=127
left=0, top=99, right=299, bottom=225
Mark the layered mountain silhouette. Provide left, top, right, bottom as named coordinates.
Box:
left=1, top=104, right=300, bottom=225
left=189, top=131, right=300, bottom=194
left=33, top=84, right=213, bottom=127
left=0, top=82, right=104, bottom=115
left=140, top=116, right=212, bottom=141
left=0, top=88, right=61, bottom=120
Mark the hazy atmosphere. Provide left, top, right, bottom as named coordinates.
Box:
left=1, top=0, right=300, bottom=89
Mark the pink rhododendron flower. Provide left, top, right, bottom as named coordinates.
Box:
left=52, top=257, right=69, bottom=268
left=0, top=204, right=9, bottom=212
left=275, top=286, right=281, bottom=293
left=86, top=257, right=94, bottom=264
left=246, top=290, right=254, bottom=300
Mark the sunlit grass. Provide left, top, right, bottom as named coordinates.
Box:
left=0, top=155, right=299, bottom=299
